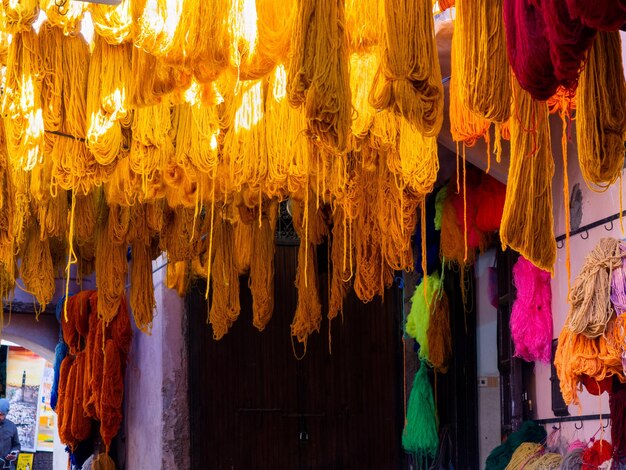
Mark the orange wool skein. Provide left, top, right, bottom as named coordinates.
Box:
left=100, top=340, right=124, bottom=450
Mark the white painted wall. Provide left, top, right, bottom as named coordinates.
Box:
left=475, top=249, right=501, bottom=467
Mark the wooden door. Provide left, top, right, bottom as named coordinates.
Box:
left=188, top=245, right=404, bottom=470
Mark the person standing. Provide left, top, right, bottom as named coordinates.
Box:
left=0, top=399, right=20, bottom=469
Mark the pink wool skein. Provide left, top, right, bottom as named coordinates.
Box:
left=510, top=256, right=553, bottom=363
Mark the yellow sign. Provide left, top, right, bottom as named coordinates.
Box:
left=16, top=453, right=33, bottom=470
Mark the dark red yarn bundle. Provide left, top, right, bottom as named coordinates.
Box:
left=540, top=0, right=596, bottom=92
left=565, top=0, right=626, bottom=32
left=504, top=0, right=559, bottom=101
left=503, top=0, right=622, bottom=101
left=610, top=378, right=626, bottom=463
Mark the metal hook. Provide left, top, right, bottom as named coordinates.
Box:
left=556, top=239, right=564, bottom=249
left=575, top=420, right=583, bottom=430
left=602, top=417, right=610, bottom=430
left=605, top=220, right=614, bottom=231
left=580, top=230, right=590, bottom=240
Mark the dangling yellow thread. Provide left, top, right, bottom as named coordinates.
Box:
left=64, top=193, right=78, bottom=322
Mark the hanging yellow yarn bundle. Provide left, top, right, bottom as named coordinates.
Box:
left=208, top=218, right=241, bottom=340
left=2, top=28, right=44, bottom=171
left=265, top=65, right=309, bottom=197
left=449, top=22, right=491, bottom=148
left=291, top=234, right=321, bottom=348
left=287, top=0, right=352, bottom=153
left=95, top=205, right=128, bottom=324
left=40, top=0, right=85, bottom=36
left=165, top=0, right=230, bottom=83
left=377, top=151, right=420, bottom=272
left=0, top=122, right=15, bottom=299
left=37, top=190, right=68, bottom=240
left=90, top=0, right=134, bottom=45
left=130, top=100, right=173, bottom=199
left=454, top=0, right=510, bottom=123
left=10, top=167, right=32, bottom=249
left=370, top=0, right=443, bottom=137
left=86, top=37, right=132, bottom=168
left=133, top=0, right=180, bottom=56
left=174, top=90, right=220, bottom=177
left=233, top=215, right=253, bottom=275
left=229, top=0, right=295, bottom=80
left=3, top=0, right=39, bottom=35
left=576, top=31, right=626, bottom=191
left=52, top=32, right=112, bottom=194
left=329, top=207, right=352, bottom=322
left=222, top=79, right=267, bottom=193
left=127, top=204, right=156, bottom=333
left=500, top=78, right=556, bottom=273
left=20, top=223, right=55, bottom=310
left=397, top=116, right=439, bottom=195
left=250, top=200, right=278, bottom=331
left=130, top=48, right=180, bottom=108
left=352, top=145, right=393, bottom=301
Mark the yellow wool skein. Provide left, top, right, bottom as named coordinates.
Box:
left=0, top=121, right=16, bottom=297
left=174, top=98, right=220, bottom=178
left=576, top=31, right=626, bottom=191
left=208, top=218, right=241, bottom=340
left=397, top=116, right=439, bottom=195
left=130, top=48, right=180, bottom=108
left=349, top=51, right=380, bottom=141
left=166, top=0, right=230, bottom=83
left=449, top=21, right=491, bottom=148
left=500, top=78, right=556, bottom=273
left=2, top=28, right=44, bottom=171
left=21, top=223, right=55, bottom=311
left=222, top=79, right=268, bottom=194
left=130, top=100, right=173, bottom=199
left=250, top=200, right=278, bottom=331
left=265, top=65, right=309, bottom=197
left=370, top=0, right=443, bottom=137
left=377, top=156, right=420, bottom=272
left=229, top=0, right=295, bottom=80
left=86, top=37, right=132, bottom=168
left=40, top=0, right=85, bottom=36
left=95, top=204, right=128, bottom=325
left=454, top=0, right=511, bottom=123
left=346, top=0, right=380, bottom=52
left=134, top=0, right=180, bottom=56
left=505, top=443, right=543, bottom=469
left=3, top=0, right=39, bottom=34
left=287, top=0, right=352, bottom=153
left=90, top=0, right=134, bottom=45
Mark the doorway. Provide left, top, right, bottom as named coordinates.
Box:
left=187, top=244, right=404, bottom=469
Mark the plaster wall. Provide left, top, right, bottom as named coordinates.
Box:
left=124, top=257, right=189, bottom=470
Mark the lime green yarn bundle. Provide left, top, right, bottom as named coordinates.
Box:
left=406, top=272, right=443, bottom=362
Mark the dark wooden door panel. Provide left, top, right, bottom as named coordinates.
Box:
left=188, top=245, right=403, bottom=470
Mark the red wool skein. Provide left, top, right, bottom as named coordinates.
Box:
left=504, top=0, right=559, bottom=101
left=565, top=0, right=626, bottom=32
left=475, top=174, right=506, bottom=233
left=582, top=440, right=613, bottom=469
left=540, top=0, right=596, bottom=92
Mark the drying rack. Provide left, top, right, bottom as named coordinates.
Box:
left=534, top=414, right=610, bottom=429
